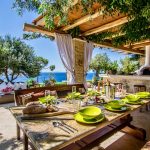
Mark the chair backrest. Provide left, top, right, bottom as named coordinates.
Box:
left=134, top=85, right=146, bottom=93
left=14, top=84, right=85, bottom=106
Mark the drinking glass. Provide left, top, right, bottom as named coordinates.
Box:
left=73, top=99, right=81, bottom=112
left=50, top=91, right=58, bottom=106
left=45, top=90, right=51, bottom=105
left=72, top=86, right=76, bottom=93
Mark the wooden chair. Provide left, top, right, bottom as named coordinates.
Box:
left=14, top=83, right=86, bottom=106
left=141, top=141, right=150, bottom=150
left=14, top=83, right=86, bottom=140
left=133, top=85, right=149, bottom=112
left=82, top=125, right=146, bottom=150
left=134, top=85, right=146, bottom=93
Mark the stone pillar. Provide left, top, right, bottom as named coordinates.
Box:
left=73, top=39, right=85, bottom=84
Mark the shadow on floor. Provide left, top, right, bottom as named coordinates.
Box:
left=0, top=102, right=15, bottom=109
left=0, top=133, right=3, bottom=140
left=0, top=138, right=23, bottom=150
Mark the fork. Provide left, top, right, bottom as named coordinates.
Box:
left=57, top=122, right=74, bottom=133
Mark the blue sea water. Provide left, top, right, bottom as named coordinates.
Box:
left=12, top=72, right=95, bottom=83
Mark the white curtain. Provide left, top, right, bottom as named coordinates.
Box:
left=84, top=41, right=94, bottom=87
left=55, top=33, right=75, bottom=84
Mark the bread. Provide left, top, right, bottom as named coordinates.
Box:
left=23, top=103, right=47, bottom=114
left=23, top=102, right=59, bottom=114
left=47, top=105, right=59, bottom=112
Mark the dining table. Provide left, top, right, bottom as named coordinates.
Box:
left=9, top=98, right=150, bottom=150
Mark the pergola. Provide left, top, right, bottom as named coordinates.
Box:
left=24, top=1, right=149, bottom=83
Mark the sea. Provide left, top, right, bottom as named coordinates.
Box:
left=4, top=72, right=95, bottom=83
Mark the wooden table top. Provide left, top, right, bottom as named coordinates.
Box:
left=10, top=100, right=150, bottom=150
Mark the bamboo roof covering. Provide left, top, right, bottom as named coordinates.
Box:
left=24, top=1, right=148, bottom=55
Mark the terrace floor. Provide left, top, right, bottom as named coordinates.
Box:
left=0, top=103, right=150, bottom=150
left=0, top=103, right=32, bottom=150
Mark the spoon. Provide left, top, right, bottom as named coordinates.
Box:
left=52, top=122, right=70, bottom=134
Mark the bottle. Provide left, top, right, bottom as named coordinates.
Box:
left=110, top=84, right=115, bottom=99
left=97, top=81, right=100, bottom=92
left=105, top=79, right=111, bottom=100
left=101, top=78, right=105, bottom=95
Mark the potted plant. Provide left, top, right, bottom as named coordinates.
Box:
left=39, top=95, right=57, bottom=105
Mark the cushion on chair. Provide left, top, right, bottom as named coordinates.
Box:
left=50, top=90, right=58, bottom=97
left=32, top=92, right=45, bottom=101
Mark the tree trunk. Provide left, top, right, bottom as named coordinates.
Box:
left=10, top=74, right=19, bottom=84
left=95, top=71, right=99, bottom=78
left=4, top=67, right=10, bottom=83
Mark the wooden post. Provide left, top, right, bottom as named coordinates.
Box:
left=16, top=124, right=20, bottom=140
left=23, top=133, right=28, bottom=150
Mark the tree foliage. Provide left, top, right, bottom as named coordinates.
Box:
left=49, top=65, right=55, bottom=72
left=89, top=53, right=111, bottom=76
left=89, top=53, right=140, bottom=76
left=13, top=0, right=150, bottom=45
left=119, top=56, right=140, bottom=75
left=23, top=33, right=55, bottom=41
left=0, top=35, right=48, bottom=83
left=109, top=60, right=119, bottom=74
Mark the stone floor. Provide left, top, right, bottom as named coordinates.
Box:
left=0, top=103, right=150, bottom=150
left=0, top=103, right=25, bottom=150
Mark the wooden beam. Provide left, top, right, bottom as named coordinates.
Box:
left=34, top=18, right=45, bottom=26
left=24, top=23, right=144, bottom=55
left=23, top=23, right=55, bottom=37
left=33, top=0, right=79, bottom=26
left=94, top=42, right=144, bottom=55
left=73, top=38, right=142, bottom=54
left=124, top=40, right=150, bottom=47
left=123, top=52, right=129, bottom=54
left=82, top=16, right=129, bottom=36
left=62, top=11, right=103, bottom=31
left=132, top=42, right=150, bottom=49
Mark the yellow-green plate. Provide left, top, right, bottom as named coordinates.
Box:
left=136, top=92, right=150, bottom=99
left=74, top=113, right=105, bottom=124
left=79, top=106, right=102, bottom=119
left=104, top=104, right=129, bottom=112
left=125, top=94, right=140, bottom=102
left=126, top=100, right=143, bottom=105
left=122, top=98, right=143, bottom=105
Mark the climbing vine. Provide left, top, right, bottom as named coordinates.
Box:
left=13, top=0, right=150, bottom=45
left=23, top=33, right=55, bottom=40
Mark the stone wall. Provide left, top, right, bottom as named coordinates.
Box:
left=103, top=75, right=150, bottom=93
left=73, top=39, right=85, bottom=83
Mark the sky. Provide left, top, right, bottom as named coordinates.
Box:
left=0, top=0, right=127, bottom=72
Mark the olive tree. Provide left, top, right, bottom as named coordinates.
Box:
left=0, top=35, right=48, bottom=83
